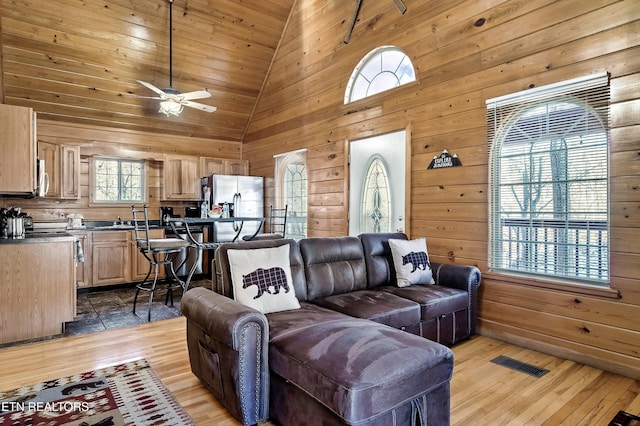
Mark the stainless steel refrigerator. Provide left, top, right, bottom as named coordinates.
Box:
left=201, top=174, right=264, bottom=242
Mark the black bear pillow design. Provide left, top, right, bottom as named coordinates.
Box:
left=388, top=238, right=435, bottom=287
left=227, top=245, right=301, bottom=314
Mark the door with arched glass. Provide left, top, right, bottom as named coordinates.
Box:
left=349, top=130, right=406, bottom=236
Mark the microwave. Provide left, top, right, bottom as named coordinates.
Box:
left=36, top=159, right=49, bottom=197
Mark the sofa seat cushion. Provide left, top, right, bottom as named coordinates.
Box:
left=267, top=308, right=454, bottom=424
left=313, top=290, right=421, bottom=330
left=383, top=284, right=468, bottom=319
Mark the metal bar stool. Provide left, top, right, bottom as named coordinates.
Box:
left=242, top=204, right=288, bottom=241
left=131, top=204, right=192, bottom=321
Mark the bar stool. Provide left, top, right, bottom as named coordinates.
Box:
left=131, top=204, right=191, bottom=321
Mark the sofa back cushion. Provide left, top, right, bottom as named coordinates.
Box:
left=299, top=236, right=367, bottom=301
left=359, top=232, right=408, bottom=288
left=215, top=239, right=309, bottom=302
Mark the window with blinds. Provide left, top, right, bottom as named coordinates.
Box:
left=487, top=73, right=610, bottom=285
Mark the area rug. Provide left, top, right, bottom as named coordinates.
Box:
left=0, top=358, right=194, bottom=425
left=610, top=411, right=640, bottom=426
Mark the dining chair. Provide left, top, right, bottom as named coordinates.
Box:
left=243, top=204, right=288, bottom=241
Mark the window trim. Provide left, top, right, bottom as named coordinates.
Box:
left=90, top=156, right=148, bottom=206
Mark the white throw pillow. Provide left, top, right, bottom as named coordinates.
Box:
left=227, top=244, right=300, bottom=314
left=388, top=237, right=435, bottom=287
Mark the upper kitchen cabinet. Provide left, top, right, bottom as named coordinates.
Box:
left=200, top=157, right=248, bottom=176
left=162, top=154, right=200, bottom=200
left=37, top=142, right=81, bottom=199
left=0, top=104, right=37, bottom=196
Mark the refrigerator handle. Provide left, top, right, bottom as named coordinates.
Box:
left=233, top=192, right=241, bottom=230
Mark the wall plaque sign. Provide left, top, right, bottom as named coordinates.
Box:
left=428, top=149, right=462, bottom=169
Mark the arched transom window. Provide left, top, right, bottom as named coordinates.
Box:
left=345, top=46, right=416, bottom=104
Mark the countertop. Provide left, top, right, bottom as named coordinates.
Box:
left=0, top=232, right=77, bottom=244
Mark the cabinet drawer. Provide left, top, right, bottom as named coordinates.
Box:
left=92, top=230, right=129, bottom=243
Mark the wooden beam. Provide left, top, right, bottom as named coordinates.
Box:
left=344, top=0, right=363, bottom=44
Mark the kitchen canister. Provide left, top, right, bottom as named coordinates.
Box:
left=7, top=217, right=25, bottom=238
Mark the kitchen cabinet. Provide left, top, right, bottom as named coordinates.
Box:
left=224, top=159, right=249, bottom=175
left=61, top=145, right=81, bottom=199
left=163, top=154, right=200, bottom=200
left=0, top=104, right=37, bottom=195
left=0, top=238, right=76, bottom=344
left=200, top=157, right=248, bottom=176
left=92, top=231, right=130, bottom=286
left=130, top=229, right=166, bottom=281
left=72, top=231, right=91, bottom=288
left=37, top=142, right=80, bottom=199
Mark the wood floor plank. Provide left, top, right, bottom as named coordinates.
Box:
left=0, top=320, right=638, bottom=425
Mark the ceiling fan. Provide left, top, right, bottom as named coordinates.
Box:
left=137, top=0, right=217, bottom=117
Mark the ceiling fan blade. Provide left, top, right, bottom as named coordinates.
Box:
left=180, top=89, right=212, bottom=101
left=137, top=80, right=167, bottom=97
left=183, top=100, right=217, bottom=113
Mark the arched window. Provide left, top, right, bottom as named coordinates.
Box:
left=345, top=46, right=415, bottom=103
left=361, top=155, right=391, bottom=233
left=488, top=73, right=610, bottom=285
left=275, top=150, right=307, bottom=239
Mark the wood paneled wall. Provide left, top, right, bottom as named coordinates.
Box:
left=0, top=120, right=242, bottom=221
left=243, top=0, right=640, bottom=378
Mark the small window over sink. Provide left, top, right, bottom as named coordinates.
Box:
left=92, top=157, right=146, bottom=203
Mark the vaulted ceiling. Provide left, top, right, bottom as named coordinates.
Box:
left=0, top=0, right=296, bottom=141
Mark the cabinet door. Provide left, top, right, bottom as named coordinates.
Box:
left=0, top=104, right=36, bottom=194
left=130, top=229, right=166, bottom=282
left=73, top=232, right=92, bottom=288
left=92, top=231, right=130, bottom=286
left=200, top=157, right=225, bottom=176
left=38, top=141, right=61, bottom=198
left=60, top=145, right=80, bottom=199
left=163, top=155, right=200, bottom=200
left=224, top=159, right=248, bottom=175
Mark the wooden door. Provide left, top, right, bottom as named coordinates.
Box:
left=0, top=104, right=36, bottom=194
left=60, top=145, right=80, bottom=199
left=37, top=141, right=61, bottom=198
left=92, top=231, right=130, bottom=286
left=163, top=155, right=200, bottom=200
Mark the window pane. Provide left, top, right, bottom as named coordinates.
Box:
left=361, top=157, right=391, bottom=233
left=345, top=46, right=416, bottom=103
left=94, top=158, right=145, bottom=203
left=489, top=78, right=609, bottom=285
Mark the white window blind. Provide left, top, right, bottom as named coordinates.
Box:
left=487, top=72, right=610, bottom=285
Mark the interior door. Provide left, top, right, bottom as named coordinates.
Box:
left=349, top=130, right=407, bottom=236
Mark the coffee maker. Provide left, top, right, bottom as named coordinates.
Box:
left=160, top=207, right=174, bottom=225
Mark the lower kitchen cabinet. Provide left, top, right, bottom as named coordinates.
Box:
left=92, top=231, right=130, bottom=286
left=0, top=239, right=76, bottom=344
left=76, top=229, right=168, bottom=289
left=71, top=231, right=91, bottom=288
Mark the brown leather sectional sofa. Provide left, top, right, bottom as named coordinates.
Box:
left=181, top=232, right=481, bottom=425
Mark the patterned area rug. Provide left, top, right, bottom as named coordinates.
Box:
left=0, top=358, right=194, bottom=425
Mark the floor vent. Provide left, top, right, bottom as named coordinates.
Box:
left=491, top=355, right=549, bottom=378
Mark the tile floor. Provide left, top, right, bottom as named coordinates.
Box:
left=64, top=278, right=212, bottom=337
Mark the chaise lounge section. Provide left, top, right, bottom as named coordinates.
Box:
left=181, top=233, right=481, bottom=425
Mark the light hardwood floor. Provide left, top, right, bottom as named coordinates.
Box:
left=0, top=317, right=638, bottom=425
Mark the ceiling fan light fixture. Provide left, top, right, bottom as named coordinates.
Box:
left=159, top=99, right=184, bottom=116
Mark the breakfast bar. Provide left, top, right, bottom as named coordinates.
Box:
left=167, top=216, right=265, bottom=290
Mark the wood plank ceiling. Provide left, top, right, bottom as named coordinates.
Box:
left=0, top=0, right=295, bottom=141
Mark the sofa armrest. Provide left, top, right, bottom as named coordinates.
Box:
left=431, top=263, right=482, bottom=335
left=181, top=287, right=269, bottom=425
